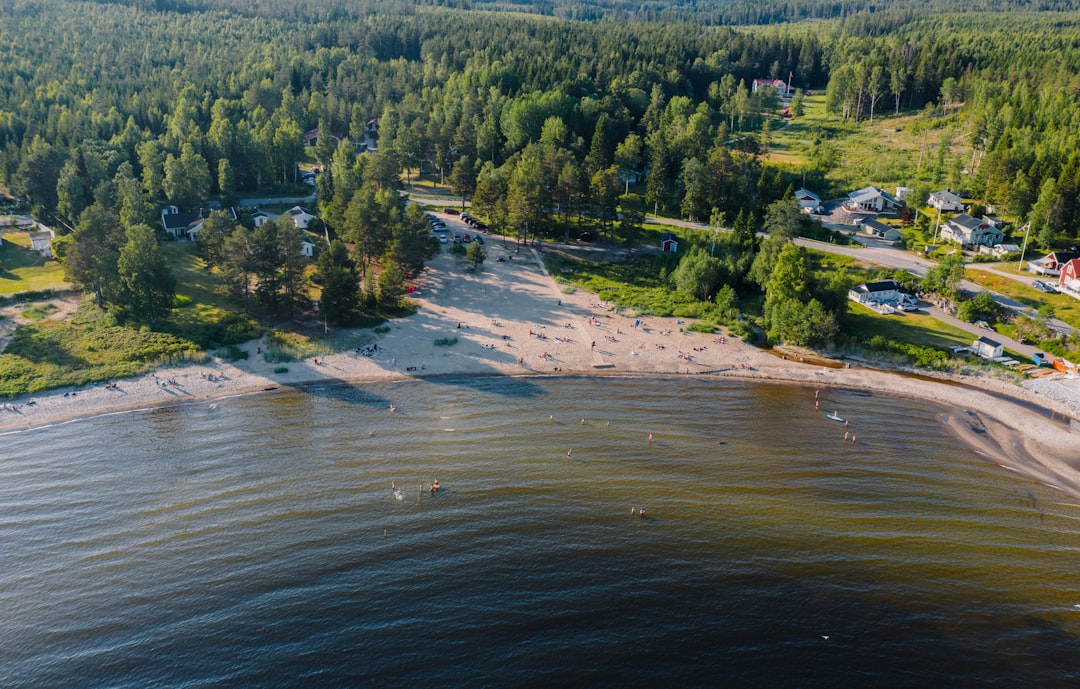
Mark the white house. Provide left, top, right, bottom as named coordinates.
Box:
left=844, top=186, right=901, bottom=213
left=928, top=190, right=964, bottom=212
left=287, top=206, right=316, bottom=229
left=940, top=214, right=1004, bottom=248
left=161, top=206, right=211, bottom=240
left=29, top=228, right=55, bottom=257
left=895, top=186, right=915, bottom=202
left=161, top=206, right=236, bottom=240
left=972, top=336, right=1004, bottom=359
left=300, top=236, right=316, bottom=258
left=858, top=218, right=903, bottom=243
left=985, top=243, right=1021, bottom=257
left=752, top=78, right=789, bottom=97
left=848, top=279, right=902, bottom=306
left=793, top=188, right=821, bottom=211
left=1029, top=250, right=1080, bottom=277
left=251, top=210, right=272, bottom=228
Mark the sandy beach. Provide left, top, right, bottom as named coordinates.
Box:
left=3, top=241, right=1079, bottom=495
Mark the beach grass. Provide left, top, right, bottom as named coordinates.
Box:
left=262, top=330, right=334, bottom=363
left=0, top=233, right=70, bottom=294
left=0, top=298, right=204, bottom=397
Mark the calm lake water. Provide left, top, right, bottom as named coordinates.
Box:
left=3, top=376, right=1080, bottom=688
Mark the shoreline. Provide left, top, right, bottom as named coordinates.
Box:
left=3, top=245, right=1079, bottom=497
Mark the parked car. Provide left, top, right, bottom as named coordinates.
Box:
left=474, top=221, right=487, bottom=230
left=1033, top=279, right=1058, bottom=293
left=462, top=234, right=472, bottom=243
left=439, top=234, right=448, bottom=244
left=579, top=231, right=595, bottom=242
left=444, top=207, right=459, bottom=215
left=453, top=234, right=462, bottom=243
left=474, top=235, right=483, bottom=244
left=974, top=320, right=990, bottom=329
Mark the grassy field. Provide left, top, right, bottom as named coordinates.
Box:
left=844, top=302, right=974, bottom=349
left=769, top=95, right=971, bottom=197
left=965, top=268, right=1080, bottom=329
left=0, top=232, right=69, bottom=294
left=0, top=299, right=205, bottom=397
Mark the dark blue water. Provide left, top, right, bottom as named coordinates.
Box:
left=3, top=377, right=1080, bottom=688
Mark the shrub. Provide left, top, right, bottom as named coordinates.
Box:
left=373, top=326, right=390, bottom=334
left=263, top=330, right=331, bottom=363
left=167, top=312, right=261, bottom=349
left=172, top=294, right=193, bottom=308
left=434, top=336, right=458, bottom=346
left=684, top=321, right=716, bottom=333
left=273, top=366, right=289, bottom=374
left=217, top=344, right=249, bottom=362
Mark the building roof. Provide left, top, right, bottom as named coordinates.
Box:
left=994, top=244, right=1021, bottom=253
left=854, top=279, right=901, bottom=294
left=288, top=206, right=315, bottom=218
left=29, top=230, right=53, bottom=243
left=929, top=190, right=963, bottom=204
left=794, top=188, right=820, bottom=202
left=945, top=213, right=988, bottom=231
left=162, top=209, right=211, bottom=233
left=860, top=218, right=897, bottom=234
left=753, top=78, right=787, bottom=91
left=1038, top=250, right=1080, bottom=264
left=847, top=186, right=898, bottom=205
left=976, top=336, right=1002, bottom=348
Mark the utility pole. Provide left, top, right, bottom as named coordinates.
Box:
left=1016, top=222, right=1032, bottom=272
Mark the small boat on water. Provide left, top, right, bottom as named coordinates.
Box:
left=825, top=411, right=844, bottom=422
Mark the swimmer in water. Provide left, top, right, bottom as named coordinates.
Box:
left=389, top=403, right=396, bottom=413
left=567, top=448, right=572, bottom=458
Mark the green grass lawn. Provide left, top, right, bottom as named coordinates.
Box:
left=0, top=232, right=69, bottom=294
left=0, top=299, right=204, bottom=397
left=159, top=241, right=263, bottom=348
left=162, top=241, right=234, bottom=315
left=965, top=268, right=1080, bottom=330
left=844, top=302, right=975, bottom=349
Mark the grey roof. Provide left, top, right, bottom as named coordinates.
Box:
left=162, top=209, right=210, bottom=232
left=946, top=213, right=987, bottom=231
left=848, top=186, right=898, bottom=205
left=860, top=218, right=897, bottom=234
left=976, top=336, right=1002, bottom=348
left=930, top=190, right=962, bottom=203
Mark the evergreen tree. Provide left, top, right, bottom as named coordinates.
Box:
left=117, top=223, right=176, bottom=323
left=315, top=240, right=360, bottom=326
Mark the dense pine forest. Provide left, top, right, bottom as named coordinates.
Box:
left=2, top=0, right=1080, bottom=365
left=4, top=1, right=1080, bottom=243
